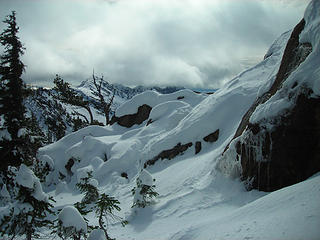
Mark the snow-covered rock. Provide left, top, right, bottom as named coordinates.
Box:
left=58, top=206, right=87, bottom=233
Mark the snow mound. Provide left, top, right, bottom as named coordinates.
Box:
left=115, top=89, right=205, bottom=117
left=88, top=229, right=106, bottom=240
left=58, top=206, right=87, bottom=233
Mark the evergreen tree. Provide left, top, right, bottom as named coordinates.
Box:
left=75, top=172, right=127, bottom=240
left=0, top=12, right=55, bottom=240
left=76, top=171, right=99, bottom=205
left=95, top=193, right=127, bottom=240
left=0, top=11, right=28, bottom=172
left=132, top=169, right=159, bottom=209
left=0, top=165, right=55, bottom=240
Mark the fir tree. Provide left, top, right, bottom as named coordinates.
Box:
left=0, top=11, right=27, bottom=172
left=0, top=165, right=55, bottom=240
left=75, top=172, right=127, bottom=240
left=95, top=193, right=127, bottom=240
left=132, top=169, right=159, bottom=208
left=0, top=12, right=55, bottom=240
left=76, top=171, right=99, bottom=205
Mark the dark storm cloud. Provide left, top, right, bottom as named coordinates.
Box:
left=0, top=0, right=309, bottom=88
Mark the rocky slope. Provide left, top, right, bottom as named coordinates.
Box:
left=222, top=0, right=320, bottom=191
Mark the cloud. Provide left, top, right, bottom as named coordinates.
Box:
left=0, top=0, right=309, bottom=88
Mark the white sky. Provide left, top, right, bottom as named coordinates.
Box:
left=0, top=0, right=309, bottom=88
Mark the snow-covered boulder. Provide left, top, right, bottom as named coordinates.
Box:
left=110, top=89, right=205, bottom=128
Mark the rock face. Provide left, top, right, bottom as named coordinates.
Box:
left=225, top=18, right=320, bottom=192
left=203, top=129, right=219, bottom=143
left=110, top=104, right=152, bottom=128
left=238, top=93, right=320, bottom=191
left=144, top=142, right=193, bottom=168
left=195, top=141, right=202, bottom=154
left=225, top=19, right=310, bottom=152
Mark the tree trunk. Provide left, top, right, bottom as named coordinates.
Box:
left=26, top=231, right=32, bottom=240
left=99, top=211, right=110, bottom=240
left=84, top=105, right=94, bottom=124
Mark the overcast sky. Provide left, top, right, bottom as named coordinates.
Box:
left=0, top=0, right=309, bottom=88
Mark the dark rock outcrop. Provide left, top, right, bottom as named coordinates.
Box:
left=121, top=172, right=128, bottom=179
left=110, top=104, right=152, bottom=128
left=195, top=141, right=202, bottom=154
left=144, top=142, right=193, bottom=168
left=223, top=18, right=319, bottom=192
left=238, top=93, right=320, bottom=191
left=65, top=157, right=75, bottom=176
left=203, top=129, right=219, bottom=143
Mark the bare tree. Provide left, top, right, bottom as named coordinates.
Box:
left=92, top=71, right=114, bottom=125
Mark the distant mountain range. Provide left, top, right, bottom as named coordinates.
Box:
left=76, top=79, right=185, bottom=100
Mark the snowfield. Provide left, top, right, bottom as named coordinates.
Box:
left=36, top=1, right=320, bottom=239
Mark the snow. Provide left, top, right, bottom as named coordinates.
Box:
left=250, top=97, right=292, bottom=123
left=0, top=128, right=12, bottom=141
left=88, top=229, right=106, bottom=240
left=88, top=178, right=99, bottom=188
left=55, top=181, right=69, bottom=195
left=16, top=164, right=37, bottom=189
left=39, top=155, right=54, bottom=170
left=137, top=169, right=154, bottom=186
left=0, top=185, right=10, bottom=199
left=30, top=1, right=320, bottom=239
left=17, top=128, right=27, bottom=138
left=115, top=89, right=205, bottom=117
left=16, top=164, right=48, bottom=202
left=58, top=206, right=87, bottom=233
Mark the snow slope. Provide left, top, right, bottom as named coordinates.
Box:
left=38, top=1, right=320, bottom=239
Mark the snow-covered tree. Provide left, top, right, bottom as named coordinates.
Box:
left=74, top=172, right=127, bottom=240
left=132, top=169, right=159, bottom=208
left=0, top=12, right=45, bottom=185
left=0, top=164, right=54, bottom=240
left=0, top=11, right=28, bottom=173
left=94, top=193, right=127, bottom=240
left=76, top=171, right=99, bottom=205
left=56, top=206, right=87, bottom=240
